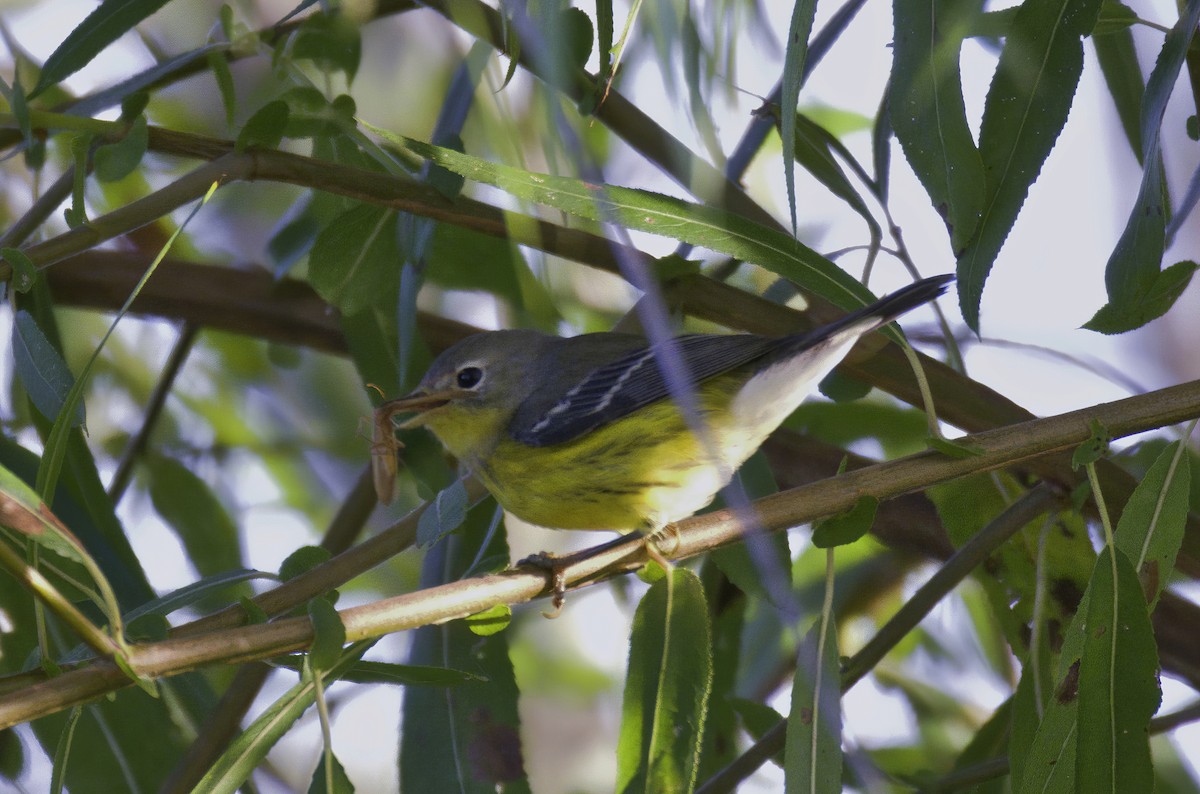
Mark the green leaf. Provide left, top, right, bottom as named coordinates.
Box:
left=363, top=127, right=885, bottom=318
left=307, top=596, right=346, bottom=672
left=236, top=99, right=289, bottom=152
left=891, top=0, right=985, bottom=253
left=1092, top=24, right=1144, bottom=158
left=780, top=0, right=819, bottom=233
left=400, top=510, right=530, bottom=793
left=416, top=478, right=469, bottom=548
left=1072, top=418, right=1111, bottom=469
left=1085, top=0, right=1200, bottom=329
left=616, top=568, right=713, bottom=794
left=927, top=435, right=985, bottom=459
left=271, top=657, right=486, bottom=686
left=1075, top=546, right=1159, bottom=792
left=730, top=699, right=786, bottom=767
left=784, top=618, right=842, bottom=794
left=12, top=311, right=85, bottom=427
left=207, top=49, right=236, bottom=129
left=280, top=545, right=332, bottom=581
left=952, top=696, right=1011, bottom=788
left=31, top=0, right=174, bottom=97
left=308, top=204, right=401, bottom=315
left=1092, top=0, right=1138, bottom=35
left=146, top=454, right=242, bottom=576
left=697, top=562, right=746, bottom=781
left=1112, top=440, right=1190, bottom=608
left=465, top=603, right=512, bottom=637
left=93, top=115, right=148, bottom=182
left=788, top=113, right=882, bottom=244
left=2, top=247, right=38, bottom=293
left=1084, top=260, right=1198, bottom=334
left=307, top=753, right=352, bottom=794
left=289, top=12, right=362, bottom=83
left=196, top=641, right=374, bottom=794
left=709, top=454, right=791, bottom=607
left=955, top=0, right=1104, bottom=331
left=308, top=750, right=355, bottom=794
left=811, top=496, right=878, bottom=548
left=64, top=134, right=90, bottom=228
left=0, top=462, right=88, bottom=566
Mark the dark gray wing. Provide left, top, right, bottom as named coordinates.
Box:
left=510, top=333, right=782, bottom=446
left=510, top=273, right=954, bottom=447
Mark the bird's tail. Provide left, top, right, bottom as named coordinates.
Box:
left=811, top=273, right=955, bottom=341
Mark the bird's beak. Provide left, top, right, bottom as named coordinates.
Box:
left=377, top=389, right=461, bottom=429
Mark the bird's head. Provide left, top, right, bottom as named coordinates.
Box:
left=378, top=329, right=551, bottom=462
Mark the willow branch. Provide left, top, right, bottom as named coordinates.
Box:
left=1, top=379, right=1198, bottom=727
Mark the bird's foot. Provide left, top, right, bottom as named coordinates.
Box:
left=517, top=551, right=573, bottom=618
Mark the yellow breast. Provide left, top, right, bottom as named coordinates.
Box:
left=478, top=382, right=746, bottom=532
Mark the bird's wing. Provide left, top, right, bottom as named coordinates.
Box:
left=510, top=333, right=782, bottom=447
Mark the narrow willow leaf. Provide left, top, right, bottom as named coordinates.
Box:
left=697, top=562, right=746, bottom=781
left=362, top=126, right=881, bottom=317
left=1075, top=547, right=1159, bottom=792
left=129, top=577, right=259, bottom=634
left=784, top=618, right=842, bottom=794
left=271, top=657, right=485, bottom=686
left=416, top=478, right=469, bottom=548
left=93, top=115, right=148, bottom=183
left=12, top=311, right=85, bottom=428
left=196, top=641, right=374, bottom=794
left=1112, top=440, right=1190, bottom=607
left=596, top=0, right=615, bottom=92
left=730, top=699, right=786, bottom=766
left=207, top=49, right=237, bottom=129
left=401, top=512, right=530, bottom=794
left=146, top=455, right=242, bottom=575
left=66, top=43, right=224, bottom=117
left=1085, top=0, right=1200, bottom=329
left=49, top=706, right=81, bottom=794
left=31, top=0, right=173, bottom=97
left=956, top=0, right=1103, bottom=331
left=951, top=696, right=1011, bottom=790
left=786, top=113, right=882, bottom=244
left=1091, top=24, right=1143, bottom=156
left=308, top=204, right=401, bottom=316
left=781, top=0, right=819, bottom=233
left=616, top=568, right=713, bottom=794
left=891, top=0, right=985, bottom=253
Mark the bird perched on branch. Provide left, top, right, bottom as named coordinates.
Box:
left=374, top=274, right=953, bottom=605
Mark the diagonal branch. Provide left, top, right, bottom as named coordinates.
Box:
left=0, top=377, right=1197, bottom=727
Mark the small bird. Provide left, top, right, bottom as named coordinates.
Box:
left=374, top=274, right=952, bottom=598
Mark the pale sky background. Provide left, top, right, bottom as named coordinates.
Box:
left=2, top=0, right=1199, bottom=791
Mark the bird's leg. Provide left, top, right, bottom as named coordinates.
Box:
left=517, top=534, right=644, bottom=618
left=642, top=524, right=678, bottom=577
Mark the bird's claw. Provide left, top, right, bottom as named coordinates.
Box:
left=518, top=551, right=569, bottom=618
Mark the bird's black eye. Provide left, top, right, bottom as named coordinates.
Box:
left=456, top=366, right=483, bottom=389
